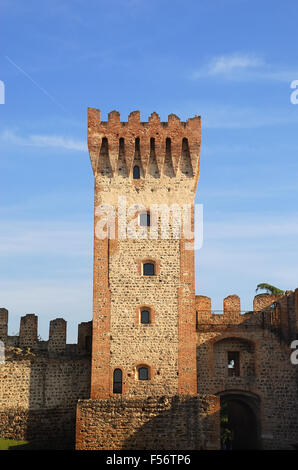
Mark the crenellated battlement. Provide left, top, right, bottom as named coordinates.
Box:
left=0, top=309, right=92, bottom=356
left=87, top=108, right=201, bottom=183
left=88, top=109, right=201, bottom=131
left=196, top=293, right=279, bottom=322
left=196, top=289, right=298, bottom=342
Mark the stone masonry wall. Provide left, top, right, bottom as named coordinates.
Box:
left=109, top=238, right=181, bottom=397
left=0, top=313, right=92, bottom=449
left=196, top=291, right=298, bottom=450
left=213, top=337, right=255, bottom=377
left=76, top=395, right=220, bottom=450
left=0, top=352, right=91, bottom=448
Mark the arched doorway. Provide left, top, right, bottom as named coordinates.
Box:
left=219, top=392, right=260, bottom=450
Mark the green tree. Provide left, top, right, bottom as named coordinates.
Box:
left=255, top=283, right=284, bottom=296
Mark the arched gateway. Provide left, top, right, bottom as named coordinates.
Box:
left=219, top=391, right=261, bottom=450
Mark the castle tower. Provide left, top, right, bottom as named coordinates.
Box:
left=88, top=108, right=201, bottom=399
left=75, top=109, right=218, bottom=451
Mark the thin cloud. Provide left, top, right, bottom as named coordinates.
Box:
left=207, top=53, right=263, bottom=76
left=191, top=53, right=298, bottom=82
left=5, top=55, right=69, bottom=114
left=0, top=129, right=87, bottom=152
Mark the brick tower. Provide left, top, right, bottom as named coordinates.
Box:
left=76, top=109, right=219, bottom=450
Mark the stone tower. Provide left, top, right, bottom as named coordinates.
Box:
left=88, top=108, right=201, bottom=399
left=76, top=109, right=220, bottom=450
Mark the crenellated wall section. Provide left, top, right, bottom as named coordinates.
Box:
left=87, top=108, right=201, bottom=185
left=0, top=310, right=92, bottom=355
left=196, top=289, right=298, bottom=449
left=196, top=290, right=298, bottom=343
left=0, top=310, right=92, bottom=449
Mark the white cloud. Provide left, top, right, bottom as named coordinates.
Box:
left=191, top=53, right=298, bottom=82
left=0, top=129, right=87, bottom=152
left=207, top=54, right=263, bottom=76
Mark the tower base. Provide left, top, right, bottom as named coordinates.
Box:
left=76, top=395, right=220, bottom=450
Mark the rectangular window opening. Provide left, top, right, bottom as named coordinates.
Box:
left=228, top=351, right=240, bottom=377
left=143, top=263, right=155, bottom=276
left=141, top=310, right=150, bottom=324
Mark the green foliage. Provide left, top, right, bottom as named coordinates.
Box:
left=255, top=283, right=284, bottom=296
left=220, top=401, right=233, bottom=447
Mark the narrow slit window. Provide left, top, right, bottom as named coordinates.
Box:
left=113, top=368, right=123, bottom=394
left=133, top=165, right=140, bottom=179
left=228, top=351, right=240, bottom=377
left=143, top=263, right=155, bottom=276
left=138, top=367, right=149, bottom=380
left=141, top=310, right=150, bottom=324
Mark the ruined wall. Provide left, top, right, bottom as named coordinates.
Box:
left=76, top=395, right=220, bottom=450
left=0, top=312, right=92, bottom=449
left=196, top=291, right=298, bottom=450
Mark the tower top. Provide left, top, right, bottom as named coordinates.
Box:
left=87, top=108, right=201, bottom=185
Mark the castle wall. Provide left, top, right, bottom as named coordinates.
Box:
left=213, top=337, right=255, bottom=377
left=0, top=314, right=91, bottom=449
left=0, top=354, right=91, bottom=410
left=196, top=291, right=298, bottom=450
left=0, top=408, right=77, bottom=449
left=76, top=395, right=220, bottom=450
left=1, top=289, right=297, bottom=451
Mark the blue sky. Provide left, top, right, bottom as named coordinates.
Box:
left=1, top=0, right=298, bottom=342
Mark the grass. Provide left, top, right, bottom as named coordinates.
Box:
left=0, top=438, right=29, bottom=450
